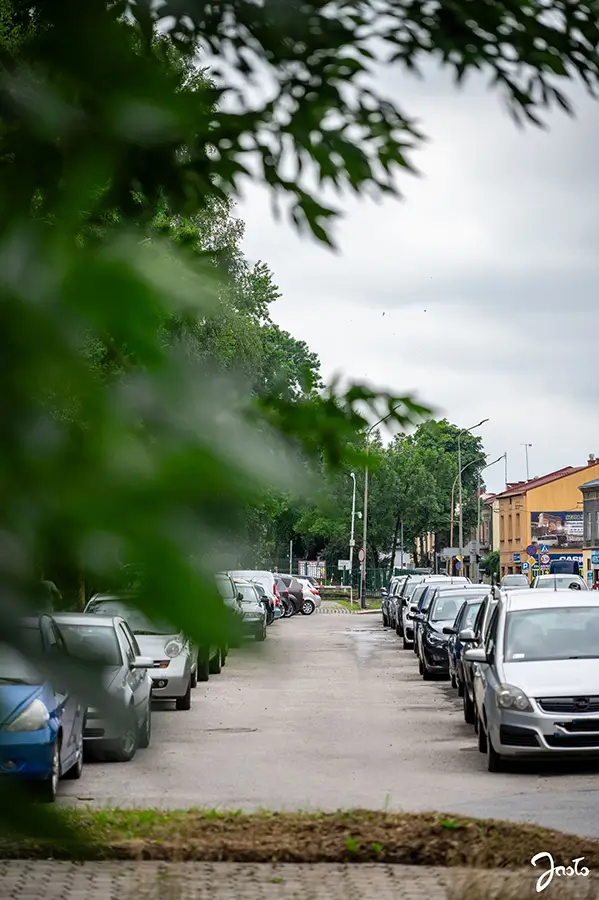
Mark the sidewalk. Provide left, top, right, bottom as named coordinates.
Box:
left=2, top=861, right=595, bottom=899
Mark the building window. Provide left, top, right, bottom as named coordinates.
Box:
left=595, top=510, right=599, bottom=541
left=515, top=513, right=521, bottom=541
left=586, top=512, right=592, bottom=542
left=508, top=514, right=513, bottom=541
left=500, top=515, right=505, bottom=545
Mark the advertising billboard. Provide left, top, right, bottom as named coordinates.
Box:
left=530, top=511, right=583, bottom=550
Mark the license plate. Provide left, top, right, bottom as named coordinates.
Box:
left=555, top=719, right=599, bottom=732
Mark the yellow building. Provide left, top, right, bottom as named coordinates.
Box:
left=497, top=458, right=599, bottom=580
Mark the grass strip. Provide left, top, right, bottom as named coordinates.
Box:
left=2, top=809, right=598, bottom=869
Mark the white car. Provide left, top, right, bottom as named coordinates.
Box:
left=296, top=578, right=321, bottom=615
left=531, top=574, right=588, bottom=591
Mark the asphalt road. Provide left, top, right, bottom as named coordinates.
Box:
left=61, top=610, right=599, bottom=837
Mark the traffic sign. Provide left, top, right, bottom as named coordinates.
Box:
left=358, top=547, right=365, bottom=563
left=539, top=543, right=549, bottom=554
left=528, top=556, right=536, bottom=567
left=540, top=553, right=550, bottom=565
left=526, top=544, right=538, bottom=556
left=455, top=560, right=461, bottom=571
left=512, top=553, right=521, bottom=563
left=522, top=561, right=530, bottom=572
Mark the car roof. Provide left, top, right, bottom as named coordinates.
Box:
left=53, top=613, right=120, bottom=627
left=233, top=578, right=256, bottom=586
left=434, top=583, right=487, bottom=593
left=504, top=589, right=594, bottom=611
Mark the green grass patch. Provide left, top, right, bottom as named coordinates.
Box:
left=3, top=808, right=599, bottom=869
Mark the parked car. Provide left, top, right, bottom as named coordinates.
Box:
left=408, top=577, right=471, bottom=652
left=229, top=570, right=282, bottom=618
left=415, top=585, right=489, bottom=679
left=54, top=613, right=153, bottom=761
left=500, top=574, right=529, bottom=592
left=249, top=580, right=275, bottom=624
left=296, top=577, right=321, bottom=615
left=382, top=576, right=406, bottom=628
left=531, top=574, right=588, bottom=591
left=395, top=576, right=427, bottom=637
left=279, top=574, right=307, bottom=615
left=387, top=576, right=410, bottom=631
left=402, top=583, right=433, bottom=650
left=466, top=589, right=599, bottom=771
left=275, top=576, right=293, bottom=617
left=459, top=588, right=500, bottom=725
left=0, top=616, right=84, bottom=802
left=84, top=597, right=194, bottom=710
left=233, top=580, right=268, bottom=641
left=446, top=596, right=486, bottom=693
left=215, top=571, right=244, bottom=651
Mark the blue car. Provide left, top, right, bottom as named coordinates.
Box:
left=0, top=615, right=85, bottom=801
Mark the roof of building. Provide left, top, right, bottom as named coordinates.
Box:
left=580, top=478, right=599, bottom=491
left=496, top=465, right=588, bottom=499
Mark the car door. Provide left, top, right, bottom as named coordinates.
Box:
left=473, top=606, right=498, bottom=722
left=463, top=599, right=486, bottom=700
left=118, top=621, right=146, bottom=726
left=447, top=601, right=466, bottom=678
left=45, top=618, right=80, bottom=770
left=416, top=587, right=434, bottom=658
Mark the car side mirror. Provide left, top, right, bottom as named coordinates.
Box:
left=131, top=656, right=154, bottom=669
left=458, top=628, right=476, bottom=643
left=381, top=589, right=388, bottom=597
left=464, top=647, right=488, bottom=664
left=237, top=592, right=244, bottom=601
left=443, top=626, right=457, bottom=635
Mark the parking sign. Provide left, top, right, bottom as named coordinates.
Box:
left=522, top=561, right=530, bottom=572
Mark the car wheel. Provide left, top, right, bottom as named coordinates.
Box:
left=196, top=650, right=210, bottom=682
left=422, top=658, right=433, bottom=680
left=478, top=717, right=488, bottom=754
left=487, top=730, right=504, bottom=772
left=450, top=671, right=457, bottom=689
left=301, top=599, right=315, bottom=615
left=457, top=676, right=465, bottom=698
left=190, top=666, right=198, bottom=689
left=175, top=681, right=192, bottom=711
left=220, top=644, right=228, bottom=666
left=284, top=601, right=294, bottom=618
left=107, top=713, right=138, bottom=762
left=402, top=633, right=411, bottom=650
left=37, top=738, right=61, bottom=802
left=382, top=613, right=388, bottom=627
left=463, top=688, right=475, bottom=725
left=63, top=729, right=83, bottom=780
left=138, top=704, right=152, bottom=749
left=395, top=622, right=403, bottom=637
left=418, top=657, right=424, bottom=676
left=209, top=650, right=221, bottom=675
left=255, top=624, right=266, bottom=642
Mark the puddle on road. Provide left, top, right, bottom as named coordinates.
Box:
left=205, top=727, right=258, bottom=734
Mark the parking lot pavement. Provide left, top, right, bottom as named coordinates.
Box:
left=61, top=615, right=599, bottom=837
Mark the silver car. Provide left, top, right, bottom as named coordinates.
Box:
left=465, top=589, right=599, bottom=771
left=84, top=597, right=193, bottom=710
left=53, top=613, right=153, bottom=761
left=234, top=580, right=267, bottom=641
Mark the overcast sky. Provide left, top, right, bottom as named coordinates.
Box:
left=238, top=62, right=598, bottom=494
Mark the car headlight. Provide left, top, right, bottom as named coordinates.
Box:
left=496, top=684, right=532, bottom=712
left=6, top=698, right=50, bottom=732
left=426, top=631, right=447, bottom=647
left=164, top=639, right=184, bottom=659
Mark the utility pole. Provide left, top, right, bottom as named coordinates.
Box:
left=457, top=419, right=489, bottom=577
left=349, top=472, right=356, bottom=604
left=289, top=540, right=293, bottom=575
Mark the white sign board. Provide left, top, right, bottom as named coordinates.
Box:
left=338, top=559, right=351, bottom=570
left=441, top=547, right=459, bottom=559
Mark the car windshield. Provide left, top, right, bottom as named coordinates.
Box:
left=57, top=624, right=122, bottom=666
left=505, top=606, right=599, bottom=662
left=236, top=584, right=259, bottom=603
left=216, top=575, right=236, bottom=600
left=429, top=595, right=461, bottom=622
left=502, top=575, right=529, bottom=587
left=534, top=576, right=586, bottom=590
left=0, top=641, right=42, bottom=684
left=431, top=591, right=486, bottom=622
left=88, top=601, right=174, bottom=635
left=403, top=580, right=423, bottom=599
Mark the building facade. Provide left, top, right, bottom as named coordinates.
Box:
left=580, top=477, right=599, bottom=588
left=497, top=458, right=599, bottom=580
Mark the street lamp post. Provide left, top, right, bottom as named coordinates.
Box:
left=521, top=443, right=532, bottom=481
left=457, top=419, right=489, bottom=576
left=349, top=472, right=357, bottom=604
left=475, top=453, right=506, bottom=582
left=360, top=405, right=405, bottom=609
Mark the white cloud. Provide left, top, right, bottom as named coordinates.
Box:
left=237, top=63, right=599, bottom=493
